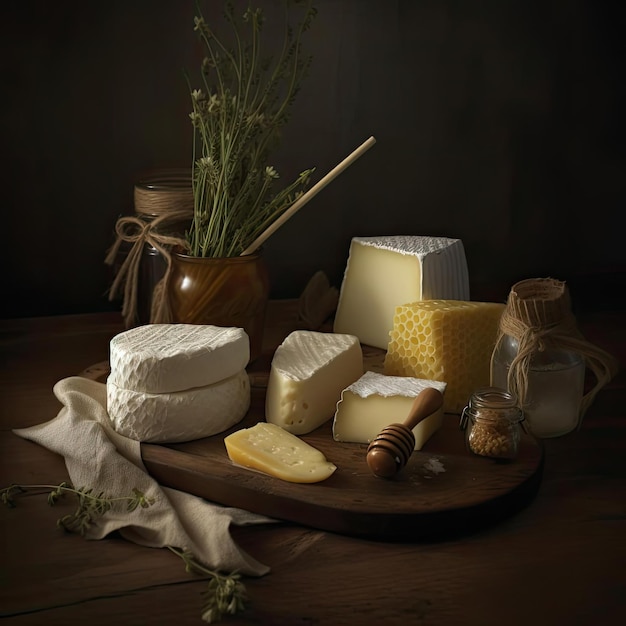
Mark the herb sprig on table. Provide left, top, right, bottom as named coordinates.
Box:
left=1, top=481, right=154, bottom=533
left=1, top=482, right=247, bottom=624
left=169, top=546, right=248, bottom=623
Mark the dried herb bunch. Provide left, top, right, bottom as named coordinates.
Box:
left=186, top=0, right=317, bottom=258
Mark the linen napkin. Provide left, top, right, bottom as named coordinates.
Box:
left=13, top=376, right=274, bottom=576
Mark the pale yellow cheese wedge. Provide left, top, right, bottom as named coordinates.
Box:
left=224, top=422, right=337, bottom=484
left=265, top=330, right=363, bottom=435
left=333, top=371, right=447, bottom=450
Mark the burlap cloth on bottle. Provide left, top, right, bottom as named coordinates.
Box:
left=13, top=376, right=275, bottom=577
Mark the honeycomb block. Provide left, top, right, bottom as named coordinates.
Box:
left=384, top=300, right=505, bottom=414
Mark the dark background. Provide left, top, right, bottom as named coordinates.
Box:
left=2, top=0, right=624, bottom=319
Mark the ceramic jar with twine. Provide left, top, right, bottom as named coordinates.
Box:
left=490, top=278, right=618, bottom=437
left=105, top=169, right=193, bottom=327
left=104, top=168, right=271, bottom=361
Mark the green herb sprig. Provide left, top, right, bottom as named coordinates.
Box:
left=169, top=546, right=248, bottom=623
left=1, top=482, right=154, bottom=534
left=2, top=482, right=249, bottom=623
left=186, top=0, right=318, bottom=258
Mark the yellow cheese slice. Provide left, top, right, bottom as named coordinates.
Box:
left=224, top=422, right=337, bottom=484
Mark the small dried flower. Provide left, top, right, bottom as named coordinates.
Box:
left=207, top=94, right=220, bottom=112
left=193, top=16, right=206, bottom=32
left=189, top=111, right=202, bottom=127
left=265, top=166, right=279, bottom=179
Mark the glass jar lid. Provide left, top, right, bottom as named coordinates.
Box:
left=460, top=386, right=524, bottom=429
left=469, top=386, right=519, bottom=411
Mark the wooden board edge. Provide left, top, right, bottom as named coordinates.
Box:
left=141, top=442, right=545, bottom=542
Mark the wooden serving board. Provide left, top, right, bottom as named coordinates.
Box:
left=85, top=337, right=543, bottom=542
left=138, top=352, right=543, bottom=542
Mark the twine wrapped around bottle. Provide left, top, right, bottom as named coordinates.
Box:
left=494, top=278, right=618, bottom=423
left=105, top=172, right=193, bottom=328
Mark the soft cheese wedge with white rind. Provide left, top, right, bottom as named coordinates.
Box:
left=333, top=371, right=447, bottom=449
left=333, top=235, right=470, bottom=349
left=109, top=324, right=249, bottom=394
left=224, top=422, right=337, bottom=483
left=265, top=330, right=363, bottom=435
left=107, top=369, right=250, bottom=443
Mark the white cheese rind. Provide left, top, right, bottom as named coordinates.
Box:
left=224, top=422, right=337, bottom=483
left=333, top=235, right=470, bottom=349
left=265, top=330, right=363, bottom=435
left=106, top=369, right=250, bottom=443
left=332, top=371, right=447, bottom=450
left=109, top=324, right=249, bottom=393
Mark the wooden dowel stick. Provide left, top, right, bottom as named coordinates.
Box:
left=240, top=135, right=377, bottom=256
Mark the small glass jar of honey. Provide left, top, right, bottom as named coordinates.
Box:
left=460, top=387, right=525, bottom=460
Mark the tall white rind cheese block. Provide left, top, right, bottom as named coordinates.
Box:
left=109, top=324, right=249, bottom=394
left=333, top=235, right=470, bottom=349
left=107, top=369, right=250, bottom=443
left=265, top=330, right=363, bottom=435
left=332, top=371, right=447, bottom=450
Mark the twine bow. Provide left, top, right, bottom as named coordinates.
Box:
left=104, top=210, right=190, bottom=328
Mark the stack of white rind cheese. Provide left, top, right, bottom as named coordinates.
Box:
left=107, top=324, right=251, bottom=443
left=333, top=235, right=470, bottom=349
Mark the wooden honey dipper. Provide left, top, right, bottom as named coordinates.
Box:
left=366, top=386, right=444, bottom=478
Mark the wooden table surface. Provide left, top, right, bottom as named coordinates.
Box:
left=1, top=301, right=625, bottom=626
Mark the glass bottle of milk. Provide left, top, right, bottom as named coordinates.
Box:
left=491, top=335, right=585, bottom=438
left=490, top=277, right=590, bottom=439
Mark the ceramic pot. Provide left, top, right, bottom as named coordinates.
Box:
left=168, top=251, right=270, bottom=362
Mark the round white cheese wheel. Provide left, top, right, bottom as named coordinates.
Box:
left=109, top=324, right=249, bottom=394
left=106, top=369, right=250, bottom=443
